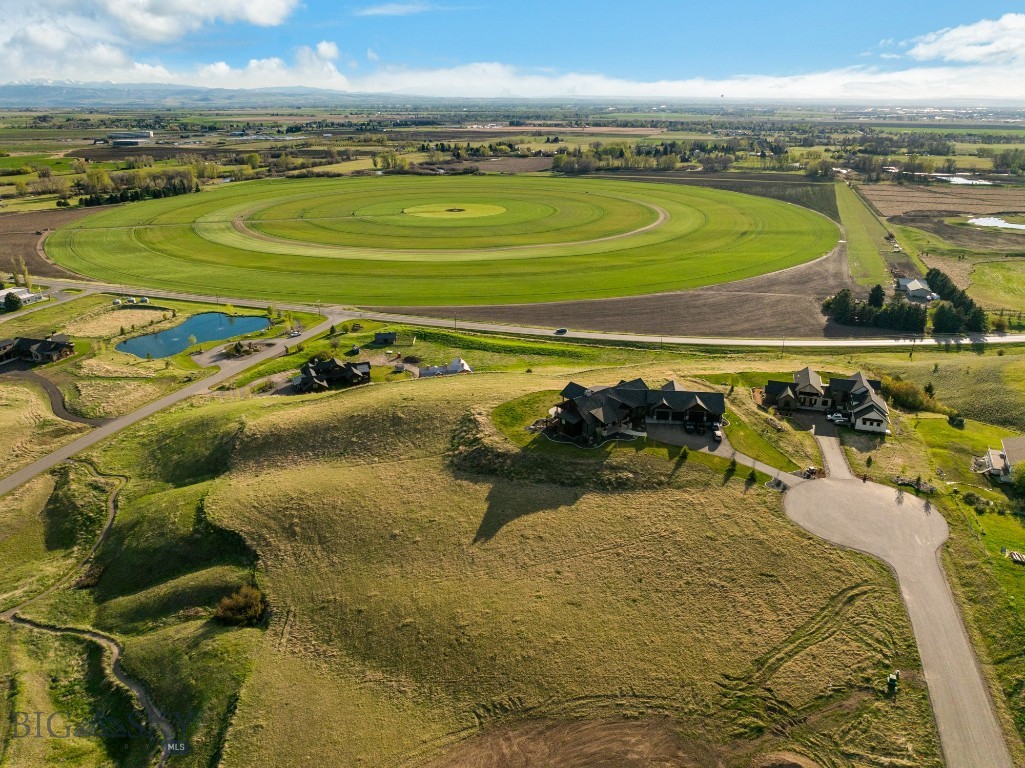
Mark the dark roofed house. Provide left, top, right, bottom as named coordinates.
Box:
left=292, top=358, right=371, bottom=393
left=553, top=379, right=724, bottom=443
left=763, top=367, right=888, bottom=433
left=0, top=336, right=75, bottom=366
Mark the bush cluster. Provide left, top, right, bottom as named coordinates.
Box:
left=215, top=584, right=267, bottom=626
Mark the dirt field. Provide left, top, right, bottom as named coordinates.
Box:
left=450, top=156, right=554, bottom=173
left=859, top=183, right=1025, bottom=217
left=0, top=208, right=95, bottom=278
left=424, top=719, right=821, bottom=768
left=372, top=244, right=876, bottom=339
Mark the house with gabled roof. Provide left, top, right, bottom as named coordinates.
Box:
left=553, top=378, right=725, bottom=442
left=292, top=358, right=371, bottom=393
left=897, top=278, right=940, bottom=301
left=0, top=335, right=75, bottom=366
left=763, top=368, right=889, bottom=434
left=974, top=437, right=1025, bottom=484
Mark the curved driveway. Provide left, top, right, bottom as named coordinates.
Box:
left=786, top=444, right=1012, bottom=767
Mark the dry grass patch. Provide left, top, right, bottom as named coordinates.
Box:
left=76, top=356, right=164, bottom=379
left=0, top=380, right=87, bottom=473
left=71, top=378, right=170, bottom=418
left=64, top=307, right=168, bottom=338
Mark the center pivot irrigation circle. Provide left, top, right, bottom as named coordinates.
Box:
left=403, top=203, right=508, bottom=218
left=47, top=175, right=840, bottom=305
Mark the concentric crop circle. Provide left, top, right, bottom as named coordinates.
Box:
left=47, top=175, right=839, bottom=305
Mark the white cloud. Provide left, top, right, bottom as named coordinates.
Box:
left=907, top=13, right=1025, bottom=64
left=355, top=3, right=434, bottom=17
left=0, top=12, right=1024, bottom=102
left=315, top=41, right=340, bottom=61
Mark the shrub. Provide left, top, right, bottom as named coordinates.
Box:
left=881, top=375, right=938, bottom=412
left=215, top=584, right=267, bottom=626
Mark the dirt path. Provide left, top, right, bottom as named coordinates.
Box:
left=784, top=433, right=1013, bottom=767
left=0, top=461, right=177, bottom=766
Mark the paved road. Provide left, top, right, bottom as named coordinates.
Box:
left=786, top=437, right=1012, bottom=768
left=28, top=277, right=1025, bottom=350
left=0, top=315, right=335, bottom=497
left=1, top=363, right=110, bottom=426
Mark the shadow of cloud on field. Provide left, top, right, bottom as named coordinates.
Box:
left=473, top=480, right=585, bottom=544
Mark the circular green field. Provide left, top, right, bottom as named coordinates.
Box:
left=46, top=176, right=839, bottom=305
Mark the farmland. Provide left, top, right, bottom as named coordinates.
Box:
left=45, top=175, right=839, bottom=306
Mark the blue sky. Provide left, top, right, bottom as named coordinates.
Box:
left=2, top=1, right=1025, bottom=100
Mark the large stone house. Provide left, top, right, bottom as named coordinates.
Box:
left=764, top=367, right=890, bottom=434
left=292, top=358, right=371, bottom=393
left=0, top=335, right=75, bottom=366
left=554, top=378, right=725, bottom=442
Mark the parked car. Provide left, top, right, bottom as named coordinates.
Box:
left=555, top=327, right=568, bottom=335
left=832, top=418, right=850, bottom=427
left=139, top=296, right=150, bottom=304
left=287, top=330, right=302, bottom=338
left=826, top=412, right=845, bottom=422
left=112, top=299, right=122, bottom=306
left=713, top=428, right=723, bottom=442
left=683, top=422, right=695, bottom=433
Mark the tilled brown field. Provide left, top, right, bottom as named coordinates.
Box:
left=372, top=245, right=880, bottom=339
left=0, top=208, right=95, bottom=278
left=860, top=183, right=1025, bottom=217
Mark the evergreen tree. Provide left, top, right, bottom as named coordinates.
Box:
left=868, top=284, right=886, bottom=308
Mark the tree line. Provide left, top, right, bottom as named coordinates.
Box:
left=925, top=268, right=989, bottom=333
left=822, top=286, right=928, bottom=333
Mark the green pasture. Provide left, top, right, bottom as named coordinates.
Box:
left=46, top=175, right=838, bottom=306
left=836, top=184, right=892, bottom=286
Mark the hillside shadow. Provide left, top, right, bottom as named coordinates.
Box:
left=473, top=480, right=585, bottom=543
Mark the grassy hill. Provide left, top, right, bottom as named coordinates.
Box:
left=3, top=369, right=935, bottom=767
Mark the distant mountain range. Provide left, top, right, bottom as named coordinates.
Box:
left=1, top=82, right=1023, bottom=111
left=0, top=82, right=441, bottom=108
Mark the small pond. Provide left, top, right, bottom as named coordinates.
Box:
left=967, top=216, right=1025, bottom=231
left=117, top=312, right=270, bottom=359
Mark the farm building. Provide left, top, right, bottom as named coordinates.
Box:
left=0, top=287, right=44, bottom=306
left=419, top=358, right=472, bottom=378
left=0, top=335, right=75, bottom=366
left=292, top=358, right=371, bottom=393
left=764, top=368, right=889, bottom=433
left=896, top=278, right=940, bottom=301
left=374, top=331, right=398, bottom=345
left=974, top=437, right=1025, bottom=484
left=553, top=378, right=725, bottom=443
